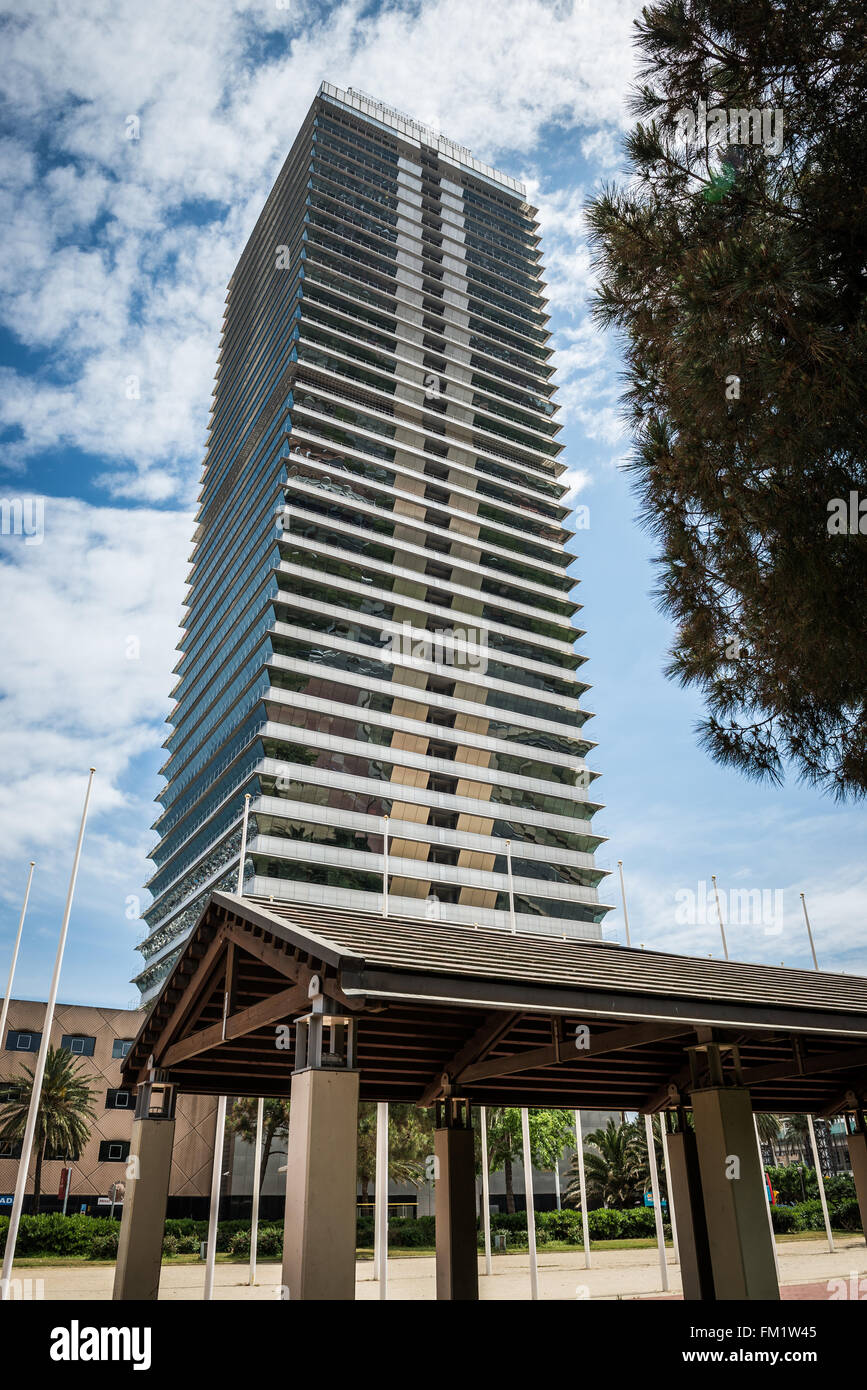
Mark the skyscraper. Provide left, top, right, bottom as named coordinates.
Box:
left=134, top=82, right=611, bottom=1005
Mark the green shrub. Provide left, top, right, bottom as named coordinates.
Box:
left=88, top=1231, right=119, bottom=1259
left=228, top=1228, right=252, bottom=1256
left=256, top=1225, right=282, bottom=1257
left=161, top=1233, right=179, bottom=1256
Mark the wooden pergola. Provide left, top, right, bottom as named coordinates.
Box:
left=115, top=892, right=867, bottom=1302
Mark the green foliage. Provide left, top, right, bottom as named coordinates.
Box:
left=227, top=1099, right=290, bottom=1186
left=586, top=0, right=867, bottom=796
left=356, top=1103, right=434, bottom=1197
left=0, top=1048, right=98, bottom=1213
left=564, top=1117, right=660, bottom=1210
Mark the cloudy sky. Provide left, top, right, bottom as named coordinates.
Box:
left=0, top=0, right=863, bottom=1009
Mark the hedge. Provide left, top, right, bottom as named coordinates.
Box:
left=0, top=1197, right=861, bottom=1259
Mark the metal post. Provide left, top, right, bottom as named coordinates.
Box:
left=374, top=1100, right=388, bottom=1297
left=753, top=1115, right=781, bottom=1279
left=203, top=1094, right=227, bottom=1301
left=658, top=1114, right=680, bottom=1265
left=799, top=893, right=820, bottom=971
left=616, top=860, right=631, bottom=946
left=521, top=1108, right=538, bottom=1299
left=0, top=861, right=35, bottom=1050
left=1, top=770, right=94, bottom=1300
left=506, top=840, right=517, bottom=934
left=237, top=793, right=251, bottom=894
left=644, top=1112, right=669, bottom=1291
left=553, top=1162, right=561, bottom=1211
left=711, top=875, right=729, bottom=960
left=480, top=1104, right=492, bottom=1276
left=249, top=1096, right=264, bottom=1284
left=807, top=1114, right=834, bottom=1253
left=62, top=1164, right=73, bottom=1217
left=382, top=816, right=389, bottom=919
left=573, top=1111, right=591, bottom=1268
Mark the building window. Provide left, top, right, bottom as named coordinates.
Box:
left=44, top=1143, right=80, bottom=1162
left=60, top=1035, right=95, bottom=1057
left=112, top=1040, right=133, bottom=1059
left=98, top=1140, right=130, bottom=1163
left=105, top=1089, right=132, bottom=1110
left=6, top=1031, right=41, bottom=1053
left=0, top=1140, right=22, bottom=1158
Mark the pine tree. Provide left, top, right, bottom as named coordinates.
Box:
left=586, top=0, right=867, bottom=796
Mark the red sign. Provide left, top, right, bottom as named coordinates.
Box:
left=57, top=1167, right=71, bottom=1201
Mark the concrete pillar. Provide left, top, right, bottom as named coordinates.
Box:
left=666, top=1127, right=715, bottom=1300
left=282, top=1068, right=359, bottom=1300
left=691, top=1086, right=779, bottom=1300
left=845, top=1123, right=867, bottom=1245
left=112, top=1114, right=175, bottom=1301
left=434, top=1102, right=479, bottom=1300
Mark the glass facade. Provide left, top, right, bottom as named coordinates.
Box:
left=134, top=83, right=612, bottom=1003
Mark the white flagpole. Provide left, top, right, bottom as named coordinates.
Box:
left=374, top=1100, right=388, bottom=1297
left=382, top=816, right=389, bottom=919
left=1, top=770, right=94, bottom=1300
left=617, top=860, right=631, bottom=946
left=644, top=1112, right=669, bottom=1291
left=658, top=1114, right=679, bottom=1265
left=553, top=1162, right=561, bottom=1211
left=753, top=1115, right=780, bottom=1281
left=573, top=1111, right=591, bottom=1268
left=249, top=1095, right=264, bottom=1284
left=480, top=1104, right=492, bottom=1276
left=506, top=840, right=517, bottom=935
left=799, top=893, right=820, bottom=971
left=237, top=793, right=251, bottom=894
left=521, top=1107, right=539, bottom=1299
left=0, top=861, right=36, bottom=1050
left=807, top=1114, right=834, bottom=1253
left=204, top=1093, right=227, bottom=1300
left=711, top=875, right=729, bottom=960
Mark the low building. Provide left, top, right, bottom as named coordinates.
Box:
left=0, top=1000, right=217, bottom=1216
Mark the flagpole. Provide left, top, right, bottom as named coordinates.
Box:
left=249, top=1096, right=264, bottom=1285
left=480, top=1105, right=492, bottom=1276
left=0, top=861, right=36, bottom=1050
left=799, top=893, right=820, bottom=971
left=644, top=1112, right=669, bottom=1291
left=382, top=816, right=389, bottom=919
left=1, top=770, right=94, bottom=1300
left=573, top=1111, right=591, bottom=1268
left=203, top=1094, right=227, bottom=1300
left=617, top=860, right=631, bottom=946
left=711, top=875, right=729, bottom=960
left=237, top=793, right=251, bottom=894
left=506, top=840, right=516, bottom=934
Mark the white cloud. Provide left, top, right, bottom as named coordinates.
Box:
left=0, top=0, right=643, bottom=498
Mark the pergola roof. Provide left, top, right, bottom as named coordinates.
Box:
left=122, top=893, right=867, bottom=1114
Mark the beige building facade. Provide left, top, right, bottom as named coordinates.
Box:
left=0, top=1000, right=217, bottom=1214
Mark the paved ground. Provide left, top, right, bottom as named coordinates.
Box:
left=9, top=1235, right=867, bottom=1301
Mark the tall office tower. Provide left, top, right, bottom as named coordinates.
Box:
left=134, top=82, right=612, bottom=1004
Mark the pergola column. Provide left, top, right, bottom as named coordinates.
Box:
left=664, top=1113, right=715, bottom=1300
left=691, top=1084, right=779, bottom=1300
left=845, top=1109, right=867, bottom=1245
left=113, top=1077, right=176, bottom=1301
left=281, top=991, right=359, bottom=1300
left=434, top=1098, right=479, bottom=1301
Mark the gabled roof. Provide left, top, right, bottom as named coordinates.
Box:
left=122, top=893, right=867, bottom=1114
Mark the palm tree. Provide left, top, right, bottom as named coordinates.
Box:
left=756, top=1113, right=782, bottom=1166
left=0, top=1047, right=97, bottom=1213
left=228, top=1098, right=290, bottom=1186
left=783, top=1114, right=811, bottom=1166
left=565, top=1117, right=645, bottom=1210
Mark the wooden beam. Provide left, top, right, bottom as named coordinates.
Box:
left=417, top=1010, right=521, bottom=1107
left=160, top=983, right=308, bottom=1069
left=459, top=1021, right=693, bottom=1087
left=223, top=921, right=363, bottom=1011
left=741, top=1044, right=867, bottom=1089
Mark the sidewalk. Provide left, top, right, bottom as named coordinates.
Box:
left=11, top=1234, right=866, bottom=1300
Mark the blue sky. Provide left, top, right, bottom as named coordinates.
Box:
left=0, top=0, right=863, bottom=1009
